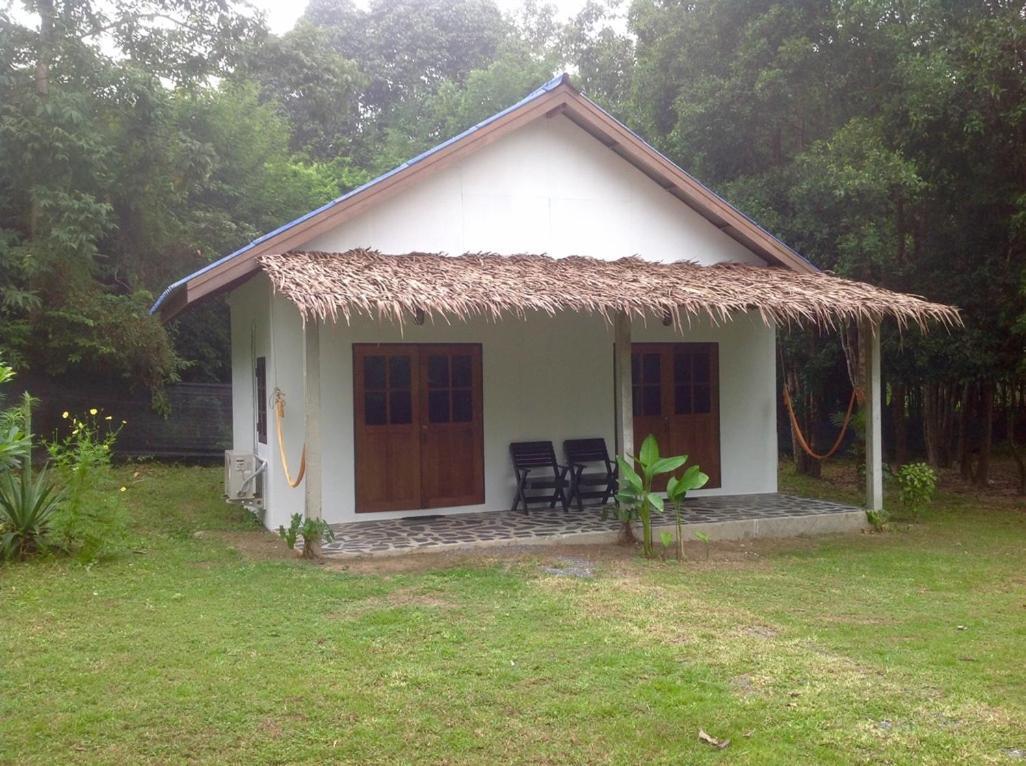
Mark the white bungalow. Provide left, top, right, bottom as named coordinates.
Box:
left=153, top=74, right=955, bottom=536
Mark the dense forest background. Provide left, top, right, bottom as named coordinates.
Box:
left=1, top=0, right=1024, bottom=481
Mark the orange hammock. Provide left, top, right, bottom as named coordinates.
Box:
left=782, top=385, right=859, bottom=461
left=273, top=390, right=306, bottom=487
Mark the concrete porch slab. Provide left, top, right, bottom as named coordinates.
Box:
left=318, top=494, right=866, bottom=559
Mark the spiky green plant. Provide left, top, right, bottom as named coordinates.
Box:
left=0, top=391, right=65, bottom=562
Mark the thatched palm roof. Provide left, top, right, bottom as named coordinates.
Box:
left=259, top=249, right=960, bottom=330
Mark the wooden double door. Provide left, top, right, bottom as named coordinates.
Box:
left=354, top=344, right=484, bottom=513
left=631, top=343, right=721, bottom=488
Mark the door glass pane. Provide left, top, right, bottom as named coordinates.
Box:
left=643, top=353, right=660, bottom=383
left=643, top=385, right=661, bottom=416
left=674, top=385, right=692, bottom=414
left=693, top=385, right=711, bottom=414
left=631, top=353, right=640, bottom=380
left=451, top=355, right=472, bottom=388
left=364, top=391, right=386, bottom=425
left=364, top=356, right=386, bottom=389
left=693, top=352, right=710, bottom=383
left=427, top=355, right=449, bottom=388
left=389, top=389, right=412, bottom=424
left=674, top=352, right=692, bottom=384
left=632, top=386, right=642, bottom=417
left=428, top=390, right=450, bottom=422
left=388, top=355, right=411, bottom=388
left=452, top=389, right=472, bottom=422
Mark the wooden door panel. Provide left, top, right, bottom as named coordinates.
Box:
left=354, top=345, right=421, bottom=513
left=631, top=345, right=669, bottom=462
left=357, top=431, right=422, bottom=510
left=419, top=345, right=484, bottom=508
left=666, top=343, right=721, bottom=488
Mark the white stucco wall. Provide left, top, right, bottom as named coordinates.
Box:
left=237, top=287, right=778, bottom=528
left=306, top=115, right=765, bottom=266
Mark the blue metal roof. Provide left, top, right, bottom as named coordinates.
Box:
left=149, top=73, right=571, bottom=314
left=151, top=71, right=814, bottom=315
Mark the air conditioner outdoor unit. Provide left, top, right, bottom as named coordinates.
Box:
left=225, top=451, right=262, bottom=502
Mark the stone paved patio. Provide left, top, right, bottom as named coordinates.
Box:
left=319, top=494, right=864, bottom=558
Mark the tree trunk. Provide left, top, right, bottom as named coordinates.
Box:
left=892, top=382, right=908, bottom=468
left=924, top=381, right=957, bottom=469
left=786, top=367, right=821, bottom=478
left=958, top=382, right=973, bottom=480
left=35, top=0, right=53, bottom=98
left=1006, top=385, right=1026, bottom=494
left=30, top=0, right=54, bottom=240
left=975, top=380, right=994, bottom=487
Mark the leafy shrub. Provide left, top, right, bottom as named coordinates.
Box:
left=865, top=508, right=887, bottom=532
left=895, top=462, right=937, bottom=520
left=616, top=434, right=709, bottom=559
left=278, top=512, right=335, bottom=559
left=46, top=409, right=129, bottom=562
left=0, top=362, right=30, bottom=472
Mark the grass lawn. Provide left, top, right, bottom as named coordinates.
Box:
left=1, top=462, right=1024, bottom=764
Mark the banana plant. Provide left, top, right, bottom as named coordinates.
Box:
left=616, top=434, right=709, bottom=559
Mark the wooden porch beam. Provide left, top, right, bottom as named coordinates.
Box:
left=304, top=319, right=322, bottom=521
left=614, top=312, right=634, bottom=462
left=863, top=318, right=883, bottom=511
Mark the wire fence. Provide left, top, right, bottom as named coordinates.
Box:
left=0, top=377, right=231, bottom=462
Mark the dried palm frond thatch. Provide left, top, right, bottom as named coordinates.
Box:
left=259, top=250, right=960, bottom=331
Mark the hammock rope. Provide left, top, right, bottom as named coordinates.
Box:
left=783, top=384, right=859, bottom=461
left=273, top=389, right=306, bottom=487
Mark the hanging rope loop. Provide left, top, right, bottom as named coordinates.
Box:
left=783, top=384, right=859, bottom=461
left=273, top=388, right=306, bottom=487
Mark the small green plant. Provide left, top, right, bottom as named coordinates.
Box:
left=278, top=513, right=335, bottom=559
left=895, top=462, right=937, bottom=520
left=279, top=513, right=302, bottom=549
left=617, top=434, right=709, bottom=559
left=865, top=508, right=887, bottom=532
left=694, top=530, right=711, bottom=560
left=658, top=530, right=674, bottom=560
left=47, top=409, right=129, bottom=562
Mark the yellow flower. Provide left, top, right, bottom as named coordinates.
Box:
left=119, top=486, right=127, bottom=492
left=61, top=411, right=69, bottom=419
left=89, top=408, right=98, bottom=416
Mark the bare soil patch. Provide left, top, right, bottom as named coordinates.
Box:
left=197, top=528, right=295, bottom=561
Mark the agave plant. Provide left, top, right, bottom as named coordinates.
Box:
left=0, top=392, right=64, bottom=562
left=0, top=463, right=64, bottom=561
left=616, top=434, right=709, bottom=559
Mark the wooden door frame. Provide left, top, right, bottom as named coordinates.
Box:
left=353, top=342, right=485, bottom=514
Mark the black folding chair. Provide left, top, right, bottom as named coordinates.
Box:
left=509, top=441, right=570, bottom=514
left=563, top=438, right=618, bottom=511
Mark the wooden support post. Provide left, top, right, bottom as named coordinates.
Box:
left=863, top=318, right=883, bottom=511
left=614, top=311, right=634, bottom=461
left=303, top=319, right=322, bottom=521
